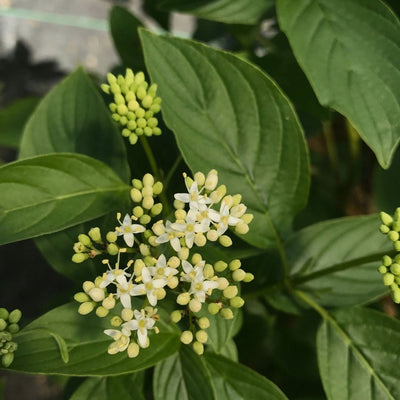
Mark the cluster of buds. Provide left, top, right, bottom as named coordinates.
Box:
left=101, top=69, right=162, bottom=145
left=378, top=210, right=400, bottom=302
left=72, top=227, right=120, bottom=263
left=73, top=170, right=253, bottom=357
left=0, top=308, right=21, bottom=367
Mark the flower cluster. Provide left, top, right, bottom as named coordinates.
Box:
left=101, top=69, right=162, bottom=145
left=73, top=171, right=253, bottom=357
left=0, top=308, right=21, bottom=367
left=378, top=210, right=400, bottom=302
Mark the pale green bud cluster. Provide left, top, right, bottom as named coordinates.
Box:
left=75, top=277, right=110, bottom=317
left=101, top=69, right=162, bottom=145
left=72, top=227, right=120, bottom=263
left=0, top=308, right=22, bottom=367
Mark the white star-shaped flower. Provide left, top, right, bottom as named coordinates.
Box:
left=154, top=220, right=182, bottom=251
left=208, top=202, right=241, bottom=235
left=131, top=267, right=166, bottom=306
left=170, top=213, right=210, bottom=248
left=174, top=180, right=211, bottom=211
left=115, top=275, right=135, bottom=309
left=115, top=213, right=145, bottom=247
left=104, top=326, right=131, bottom=354
left=148, top=254, right=179, bottom=281
left=122, top=309, right=156, bottom=348
left=99, top=258, right=132, bottom=288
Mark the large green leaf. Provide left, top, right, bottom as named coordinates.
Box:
left=277, top=0, right=400, bottom=168
left=109, top=6, right=145, bottom=71
left=204, top=352, right=289, bottom=400
left=11, top=302, right=180, bottom=376
left=160, top=0, right=274, bottom=24
left=0, top=97, right=39, bottom=148
left=317, top=307, right=400, bottom=400
left=19, top=68, right=129, bottom=182
left=70, top=373, right=145, bottom=400
left=140, top=30, right=310, bottom=249
left=153, top=346, right=214, bottom=400
left=286, top=215, right=391, bottom=306
left=0, top=153, right=129, bottom=245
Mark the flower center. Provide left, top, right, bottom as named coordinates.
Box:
left=157, top=268, right=165, bottom=275
left=195, top=282, right=203, bottom=291
left=138, top=319, right=147, bottom=329
left=186, top=224, right=194, bottom=232
left=145, top=282, right=153, bottom=291
left=221, top=216, right=229, bottom=225
left=123, top=226, right=132, bottom=233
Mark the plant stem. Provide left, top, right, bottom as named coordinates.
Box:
left=322, top=121, right=338, bottom=170
left=164, top=154, right=183, bottom=192
left=294, top=290, right=330, bottom=320
left=139, top=136, right=171, bottom=216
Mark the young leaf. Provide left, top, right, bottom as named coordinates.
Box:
left=153, top=346, right=214, bottom=400
left=19, top=68, right=130, bottom=182
left=285, top=215, right=391, bottom=306
left=109, top=6, right=145, bottom=71
left=204, top=352, right=289, bottom=400
left=11, top=302, right=180, bottom=376
left=70, top=373, right=145, bottom=400
left=277, top=0, right=400, bottom=168
left=318, top=307, right=400, bottom=400
left=0, top=153, right=130, bottom=245
left=160, top=0, right=274, bottom=25
left=140, top=30, right=310, bottom=249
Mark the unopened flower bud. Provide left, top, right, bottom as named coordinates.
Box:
left=83, top=281, right=95, bottom=293
left=131, top=188, right=142, bottom=203
left=153, top=181, right=163, bottom=195
left=140, top=214, right=151, bottom=225
left=192, top=341, right=204, bottom=355
left=241, top=214, right=254, bottom=224
left=223, top=286, right=238, bottom=299
left=143, top=173, right=154, bottom=187
left=189, top=299, right=202, bottom=313
left=78, top=234, right=91, bottom=246
left=74, top=292, right=90, bottom=303
left=155, top=288, right=166, bottom=300
left=194, top=172, right=205, bottom=186
left=214, top=261, right=228, bottom=272
left=110, top=316, right=122, bottom=327
left=180, top=330, right=193, bottom=344
left=142, top=196, right=154, bottom=210
left=378, top=265, right=387, bottom=274
left=229, top=259, right=241, bottom=271
left=107, top=243, right=118, bottom=255
left=151, top=203, right=163, bottom=216
left=235, top=222, right=249, bottom=235
left=8, top=324, right=19, bottom=334
left=391, top=264, right=400, bottom=275
left=89, top=288, right=105, bottom=302
left=388, top=231, right=399, bottom=242
left=243, top=272, right=255, bottom=282
left=2, top=353, right=14, bottom=368
left=88, top=227, right=102, bottom=243
left=217, top=277, right=229, bottom=290
left=177, top=292, right=191, bottom=305
left=102, top=294, right=116, bottom=310
left=78, top=302, right=95, bottom=315
left=178, top=247, right=189, bottom=260
left=175, top=209, right=186, bottom=220
left=134, top=259, right=145, bottom=276
left=208, top=303, right=220, bottom=315
left=393, top=289, right=400, bottom=304
left=196, top=330, right=208, bottom=344
left=174, top=199, right=185, bottom=209
left=0, top=309, right=9, bottom=320
left=210, top=185, right=226, bottom=203
left=220, top=308, right=234, bottom=320
left=205, top=169, right=218, bottom=190
left=170, top=310, right=182, bottom=323
left=126, top=342, right=139, bottom=358
left=380, top=211, right=393, bottom=226
left=203, top=264, right=214, bottom=279
left=72, top=253, right=89, bottom=263
left=8, top=309, right=22, bottom=324
left=106, top=231, right=117, bottom=243
left=380, top=225, right=390, bottom=234
left=0, top=319, right=6, bottom=331
left=194, top=233, right=207, bottom=247
left=232, top=269, right=246, bottom=282
left=96, top=306, right=109, bottom=318
left=121, top=308, right=134, bottom=321
left=382, top=255, right=392, bottom=266
left=230, top=296, right=245, bottom=308
left=168, top=256, right=180, bottom=268
left=139, top=244, right=150, bottom=256
left=132, top=179, right=143, bottom=189
left=198, top=317, right=210, bottom=329
left=142, top=186, right=153, bottom=197
left=383, top=273, right=395, bottom=286
left=395, top=241, right=400, bottom=251
left=168, top=276, right=179, bottom=289
left=219, top=235, right=232, bottom=247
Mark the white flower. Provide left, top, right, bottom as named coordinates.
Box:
left=115, top=275, right=135, bottom=309
left=99, top=258, right=131, bottom=288
left=171, top=213, right=210, bottom=248
left=174, top=180, right=211, bottom=211
left=180, top=260, right=218, bottom=302
left=123, top=309, right=156, bottom=348
left=104, top=326, right=131, bottom=354
left=131, top=267, right=166, bottom=306
left=154, top=220, right=182, bottom=251
left=115, top=213, right=145, bottom=247
left=148, top=254, right=179, bottom=281
left=208, top=202, right=241, bottom=235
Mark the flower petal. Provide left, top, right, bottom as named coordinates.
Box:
left=124, top=233, right=134, bottom=247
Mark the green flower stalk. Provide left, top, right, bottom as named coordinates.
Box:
left=0, top=308, right=22, bottom=367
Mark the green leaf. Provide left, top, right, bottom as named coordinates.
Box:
left=208, top=338, right=238, bottom=362
left=140, top=30, right=310, bottom=249
left=286, top=215, right=391, bottom=306
left=70, top=373, right=145, bottom=400
left=160, top=0, right=274, bottom=25
left=11, top=302, right=180, bottom=376
left=19, top=68, right=129, bottom=182
left=204, top=352, right=289, bottom=400
left=109, top=6, right=145, bottom=71
left=0, top=153, right=129, bottom=245
left=0, top=97, right=40, bottom=148
left=277, top=0, right=400, bottom=168
left=317, top=307, right=400, bottom=400
left=153, top=346, right=214, bottom=400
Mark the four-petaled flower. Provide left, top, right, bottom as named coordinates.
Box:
left=148, top=254, right=179, bottom=281
left=131, top=267, right=166, bottom=306
left=115, top=213, right=145, bottom=247
left=174, top=181, right=211, bottom=211
left=123, top=309, right=156, bottom=348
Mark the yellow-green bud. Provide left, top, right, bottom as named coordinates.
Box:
left=140, top=214, right=151, bottom=225
left=196, top=330, right=208, bottom=344
left=380, top=211, right=393, bottom=226
left=139, top=243, right=150, bottom=256
left=168, top=276, right=179, bottom=289
left=243, top=272, right=255, bottom=282
left=151, top=203, right=163, bottom=216
left=189, top=299, right=202, bottom=313
left=232, top=194, right=242, bottom=206
left=191, top=253, right=202, bottom=265
left=78, top=302, right=95, bottom=315
left=214, top=261, right=228, bottom=272
left=142, top=186, right=153, bottom=197
left=208, top=303, right=220, bottom=315
left=205, top=169, right=218, bottom=190
left=175, top=209, right=186, bottom=220
left=78, top=234, right=91, bottom=246
left=131, top=188, right=142, bottom=203
left=2, top=353, right=14, bottom=368
left=219, top=235, right=233, bottom=247
left=203, top=264, right=214, bottom=278
left=178, top=247, right=189, bottom=260
left=220, top=308, right=234, bottom=320
left=83, top=281, right=95, bottom=293
left=129, top=133, right=138, bottom=145
left=88, top=227, right=101, bottom=243
left=127, top=342, right=140, bottom=358
left=102, top=294, right=116, bottom=310
left=107, top=72, right=117, bottom=84
left=380, top=225, right=390, bottom=234
left=121, top=308, right=134, bottom=321
left=198, top=317, right=210, bottom=329
left=142, top=95, right=153, bottom=108
left=177, top=292, right=191, bottom=305
left=134, top=259, right=145, bottom=276
left=393, top=221, right=400, bottom=232
left=133, top=206, right=144, bottom=218
left=383, top=273, right=395, bottom=286
left=382, top=255, right=392, bottom=266
left=88, top=288, right=105, bottom=302
left=395, top=241, right=400, bottom=251
left=235, top=222, right=249, bottom=235
left=132, top=179, right=142, bottom=190
left=8, top=309, right=21, bottom=324
left=72, top=253, right=89, bottom=263
left=170, top=310, right=182, bottom=323
left=217, top=277, right=229, bottom=290
left=0, top=309, right=9, bottom=320
left=206, top=231, right=217, bottom=243
left=378, top=265, right=387, bottom=274
left=153, top=181, right=163, bottom=195
left=144, top=255, right=155, bottom=266
left=111, top=316, right=123, bottom=327
left=107, top=243, right=118, bottom=255
left=101, top=83, right=110, bottom=94
left=0, top=319, right=7, bottom=331
left=232, top=269, right=246, bottom=282
left=193, top=341, right=204, bottom=355
left=74, top=292, right=90, bottom=303
left=8, top=324, right=19, bottom=334
left=223, top=286, right=238, bottom=299
left=142, top=196, right=154, bottom=210
left=180, top=330, right=193, bottom=344
left=94, top=276, right=103, bottom=287
left=168, top=256, right=180, bottom=268
left=96, top=306, right=109, bottom=318
left=155, top=288, right=166, bottom=300
left=106, top=231, right=117, bottom=243
left=194, top=233, right=207, bottom=247
left=194, top=172, right=205, bottom=186
left=229, top=259, right=241, bottom=271
left=388, top=231, right=399, bottom=242
left=230, top=296, right=245, bottom=308
left=241, top=214, right=254, bottom=224
left=143, top=173, right=154, bottom=187
left=209, top=185, right=226, bottom=203
left=391, top=263, right=400, bottom=275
